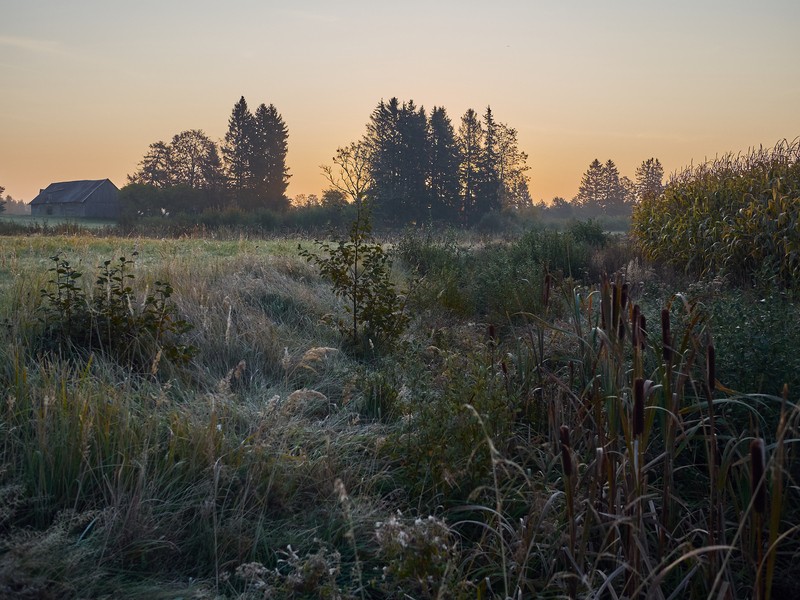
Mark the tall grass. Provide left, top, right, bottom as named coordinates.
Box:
left=1, top=231, right=798, bottom=598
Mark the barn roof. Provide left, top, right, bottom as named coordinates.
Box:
left=30, top=179, right=117, bottom=205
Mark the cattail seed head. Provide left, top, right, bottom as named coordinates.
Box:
left=621, top=283, right=629, bottom=311
left=488, top=324, right=496, bottom=346
left=633, top=378, right=645, bottom=437
left=543, top=272, right=552, bottom=309
left=750, top=438, right=767, bottom=514
left=560, top=425, right=573, bottom=477
left=661, top=308, right=672, bottom=363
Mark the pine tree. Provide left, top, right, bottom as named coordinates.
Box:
left=367, top=98, right=404, bottom=220
left=128, top=141, right=173, bottom=188
left=366, top=98, right=429, bottom=224
left=428, top=106, right=461, bottom=221
left=457, top=108, right=484, bottom=226
left=397, top=100, right=429, bottom=223
left=475, top=106, right=501, bottom=217
left=574, top=158, right=605, bottom=212
left=251, top=103, right=291, bottom=211
left=496, top=122, right=531, bottom=211
left=601, top=159, right=625, bottom=214
left=222, top=96, right=255, bottom=200
left=635, top=157, right=664, bottom=202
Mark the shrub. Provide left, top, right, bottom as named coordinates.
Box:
left=37, top=252, right=196, bottom=370
left=299, top=201, right=408, bottom=351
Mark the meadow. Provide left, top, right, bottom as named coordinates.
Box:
left=0, top=212, right=798, bottom=599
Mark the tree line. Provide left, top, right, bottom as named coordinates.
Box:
left=0, top=184, right=30, bottom=215
left=542, top=157, right=664, bottom=219
left=124, top=96, right=290, bottom=219
left=120, top=94, right=664, bottom=229
left=334, top=98, right=532, bottom=227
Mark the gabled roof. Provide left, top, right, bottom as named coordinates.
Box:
left=29, top=179, right=118, bottom=205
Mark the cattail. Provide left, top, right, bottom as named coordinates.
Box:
left=750, top=438, right=767, bottom=514
left=560, top=425, right=573, bottom=477
left=633, top=378, right=645, bottom=437
left=706, top=343, right=716, bottom=397
left=488, top=324, right=496, bottom=346
left=632, top=304, right=641, bottom=348
left=611, top=284, right=620, bottom=331
left=542, top=272, right=552, bottom=309
left=661, top=308, right=672, bottom=363
left=621, top=283, right=629, bottom=311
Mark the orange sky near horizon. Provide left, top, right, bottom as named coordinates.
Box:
left=2, top=0, right=799, bottom=204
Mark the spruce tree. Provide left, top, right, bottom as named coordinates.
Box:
left=222, top=96, right=255, bottom=201
left=252, top=103, right=291, bottom=211
left=428, top=106, right=461, bottom=221
left=367, top=98, right=403, bottom=220
left=635, top=157, right=664, bottom=202
left=574, top=159, right=606, bottom=213
left=475, top=106, right=501, bottom=217
left=397, top=100, right=429, bottom=223
left=496, top=123, right=532, bottom=211
left=457, top=108, right=484, bottom=226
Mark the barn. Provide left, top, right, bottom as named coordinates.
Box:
left=30, top=179, right=120, bottom=219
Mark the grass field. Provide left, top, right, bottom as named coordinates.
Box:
left=0, top=229, right=798, bottom=599
left=0, top=213, right=117, bottom=229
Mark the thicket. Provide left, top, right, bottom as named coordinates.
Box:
left=632, top=139, right=800, bottom=290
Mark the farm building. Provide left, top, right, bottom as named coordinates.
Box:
left=30, top=179, right=120, bottom=219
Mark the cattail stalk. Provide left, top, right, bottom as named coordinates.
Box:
left=661, top=308, right=672, bottom=364
left=751, top=438, right=766, bottom=600
left=560, top=424, right=576, bottom=574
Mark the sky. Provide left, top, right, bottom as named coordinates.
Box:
left=2, top=0, right=799, bottom=203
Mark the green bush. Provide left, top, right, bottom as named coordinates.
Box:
left=300, top=202, right=408, bottom=350
left=37, top=252, right=196, bottom=370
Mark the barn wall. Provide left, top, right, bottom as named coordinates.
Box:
left=30, top=181, right=120, bottom=219
left=84, top=181, right=120, bottom=219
